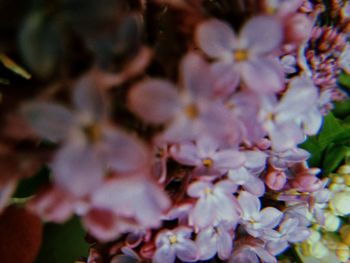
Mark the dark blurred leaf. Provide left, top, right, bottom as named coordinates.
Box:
left=333, top=100, right=350, bottom=119
left=19, top=11, right=63, bottom=78
left=14, top=166, right=50, bottom=198
left=323, top=144, right=350, bottom=175
left=338, top=73, right=350, bottom=92
left=35, top=216, right=89, bottom=263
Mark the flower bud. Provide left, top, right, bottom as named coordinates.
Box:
left=330, top=191, right=350, bottom=216
left=310, top=241, right=329, bottom=259
left=265, top=170, right=287, bottom=191
left=284, top=14, right=313, bottom=45
left=291, top=175, right=323, bottom=192
left=338, top=164, right=350, bottom=175
left=308, top=229, right=322, bottom=244
left=340, top=225, right=350, bottom=246
left=335, top=243, right=350, bottom=262
left=323, top=212, right=341, bottom=232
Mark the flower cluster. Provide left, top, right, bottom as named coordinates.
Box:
left=3, top=0, right=349, bottom=263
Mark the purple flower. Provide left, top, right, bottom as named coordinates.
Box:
left=196, top=221, right=235, bottom=260
left=238, top=191, right=283, bottom=238
left=266, top=217, right=310, bottom=255
left=228, top=150, right=267, bottom=196
left=187, top=180, right=241, bottom=229
left=258, top=76, right=320, bottom=151
left=128, top=53, right=242, bottom=145
left=153, top=227, right=198, bottom=263
left=196, top=16, right=284, bottom=94
left=170, top=136, right=245, bottom=176
left=21, top=74, right=149, bottom=196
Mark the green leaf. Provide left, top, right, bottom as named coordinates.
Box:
left=333, top=100, right=350, bottom=119
left=338, top=73, right=350, bottom=92
left=322, top=144, right=350, bottom=175
left=35, top=217, right=89, bottom=263
left=301, top=136, right=325, bottom=167
left=318, top=113, right=350, bottom=146
left=14, top=166, right=50, bottom=198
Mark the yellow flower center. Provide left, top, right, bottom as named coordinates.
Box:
left=204, top=187, right=213, bottom=195
left=169, top=235, right=177, bottom=244
left=234, top=49, right=249, bottom=62
left=184, top=104, right=199, bottom=119
left=83, top=124, right=102, bottom=143
left=202, top=158, right=214, bottom=169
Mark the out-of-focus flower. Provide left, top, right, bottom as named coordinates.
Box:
left=170, top=136, right=245, bottom=176
left=153, top=227, right=198, bottom=263
left=22, top=74, right=149, bottom=196
left=196, top=16, right=284, bottom=94
left=128, top=53, right=242, bottom=144
left=259, top=76, right=320, bottom=151
left=187, top=180, right=240, bottom=229
left=329, top=190, right=350, bottom=216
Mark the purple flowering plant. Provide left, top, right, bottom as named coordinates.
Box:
left=1, top=0, right=350, bottom=263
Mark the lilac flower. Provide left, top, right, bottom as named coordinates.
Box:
left=196, top=220, right=235, bottom=260
left=21, top=74, right=149, bottom=196
left=238, top=191, right=283, bottom=238
left=230, top=237, right=277, bottom=263
left=170, top=136, right=245, bottom=176
left=227, top=150, right=267, bottom=196
left=91, top=175, right=171, bottom=229
left=258, top=76, right=320, bottom=151
left=196, top=16, right=284, bottom=94
left=266, top=217, right=310, bottom=255
left=268, top=147, right=310, bottom=169
left=153, top=227, right=198, bottom=263
left=128, top=53, right=242, bottom=144
left=187, top=180, right=241, bottom=229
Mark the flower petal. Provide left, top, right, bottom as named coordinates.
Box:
left=153, top=245, right=176, bottom=263
left=213, top=149, right=246, bottom=170
left=217, top=231, right=233, bottom=260
left=211, top=62, right=240, bottom=97
left=175, top=239, right=198, bottom=262
left=240, top=16, right=282, bottom=55
left=238, top=191, right=260, bottom=219
left=170, top=143, right=201, bottom=166
left=128, top=79, right=179, bottom=124
left=20, top=102, right=74, bottom=142
left=196, top=19, right=236, bottom=59
left=51, top=144, right=104, bottom=197
left=240, top=58, right=284, bottom=93
left=259, top=207, right=283, bottom=228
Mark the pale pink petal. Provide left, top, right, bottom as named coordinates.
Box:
left=191, top=198, right=216, bottom=229
left=196, top=136, right=218, bottom=157
left=20, top=102, right=74, bottom=142
left=102, top=128, right=149, bottom=172
left=240, top=58, right=284, bottom=93
left=238, top=191, right=260, bottom=218
left=196, top=229, right=217, bottom=260
left=169, top=143, right=201, bottom=166
left=269, top=123, right=304, bottom=152
left=259, top=207, right=283, bottom=228
left=175, top=239, right=198, bottom=262
left=267, top=240, right=289, bottom=255
left=128, top=79, right=179, bottom=124
left=213, top=150, right=246, bottom=170
left=181, top=53, right=213, bottom=98
left=215, top=180, right=238, bottom=194
left=287, top=228, right=310, bottom=243
left=217, top=231, right=233, bottom=260
left=214, top=195, right=240, bottom=222
left=187, top=181, right=212, bottom=198
left=244, top=151, right=267, bottom=173
left=239, top=16, right=283, bottom=55
left=211, top=62, right=240, bottom=97
left=196, top=19, right=236, bottom=59
left=244, top=177, right=265, bottom=197
left=73, top=74, right=107, bottom=120
left=301, top=107, right=322, bottom=135
left=52, top=144, right=104, bottom=197
left=254, top=247, right=277, bottom=263
left=153, top=245, right=176, bottom=263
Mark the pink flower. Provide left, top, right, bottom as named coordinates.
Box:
left=227, top=150, right=267, bottom=196
left=128, top=53, right=242, bottom=144
left=238, top=191, right=283, bottom=238
left=153, top=227, right=198, bottom=263
left=196, top=16, right=284, bottom=94
left=21, top=74, right=149, bottom=196
left=259, top=76, right=320, bottom=151
left=187, top=180, right=241, bottom=229
left=266, top=217, right=310, bottom=255
left=196, top=221, right=235, bottom=260
left=170, top=136, right=245, bottom=176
